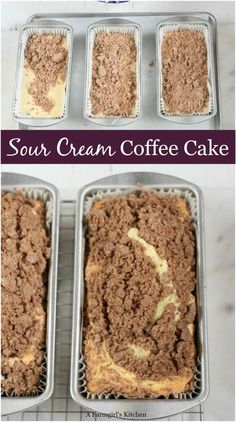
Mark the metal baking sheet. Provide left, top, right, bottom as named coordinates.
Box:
left=1, top=173, right=60, bottom=415
left=16, top=11, right=220, bottom=130
left=71, top=172, right=209, bottom=420
left=12, top=20, right=73, bottom=128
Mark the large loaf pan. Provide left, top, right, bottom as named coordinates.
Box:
left=70, top=172, right=209, bottom=420
left=1, top=173, right=60, bottom=415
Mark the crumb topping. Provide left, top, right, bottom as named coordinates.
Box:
left=90, top=32, right=137, bottom=117
left=24, top=34, right=67, bottom=112
left=1, top=191, right=51, bottom=395
left=161, top=29, right=209, bottom=114
left=84, top=191, right=197, bottom=395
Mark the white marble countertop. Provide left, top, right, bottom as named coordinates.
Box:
left=1, top=1, right=235, bottom=129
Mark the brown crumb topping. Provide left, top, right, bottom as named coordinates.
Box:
left=1, top=191, right=51, bottom=395
left=90, top=32, right=137, bottom=117
left=84, top=191, right=197, bottom=395
left=161, top=29, right=209, bottom=114
left=24, top=34, right=68, bottom=112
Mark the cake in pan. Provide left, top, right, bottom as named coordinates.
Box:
left=19, top=33, right=68, bottom=118
left=161, top=29, right=209, bottom=115
left=1, top=191, right=50, bottom=395
left=84, top=190, right=197, bottom=398
left=90, top=31, right=137, bottom=117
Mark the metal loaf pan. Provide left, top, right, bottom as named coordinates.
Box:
left=156, top=15, right=217, bottom=124
left=71, top=172, right=209, bottom=420
left=12, top=20, right=73, bottom=127
left=1, top=173, right=60, bottom=415
left=84, top=18, right=142, bottom=126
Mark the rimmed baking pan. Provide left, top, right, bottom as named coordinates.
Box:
left=71, top=172, right=209, bottom=419
left=12, top=20, right=73, bottom=127
left=84, top=18, right=142, bottom=126
left=156, top=15, right=217, bottom=124
left=1, top=173, right=60, bottom=415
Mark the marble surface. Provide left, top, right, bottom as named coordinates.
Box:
left=1, top=1, right=235, bottom=129
left=1, top=163, right=235, bottom=421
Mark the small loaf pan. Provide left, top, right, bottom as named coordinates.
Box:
left=84, top=18, right=142, bottom=127
left=156, top=15, right=217, bottom=124
left=12, top=20, right=73, bottom=127
left=71, top=172, right=209, bottom=420
left=1, top=173, right=60, bottom=415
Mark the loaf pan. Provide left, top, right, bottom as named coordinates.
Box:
left=157, top=15, right=217, bottom=124
left=12, top=20, right=73, bottom=127
left=1, top=173, right=60, bottom=415
left=71, top=172, right=209, bottom=420
left=84, top=18, right=142, bottom=127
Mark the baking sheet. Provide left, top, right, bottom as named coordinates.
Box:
left=71, top=172, right=209, bottom=420
left=16, top=11, right=221, bottom=130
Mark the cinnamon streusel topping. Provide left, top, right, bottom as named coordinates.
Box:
left=24, top=34, right=67, bottom=112
left=161, top=29, right=209, bottom=114
left=90, top=32, right=137, bottom=117
left=84, top=190, right=197, bottom=397
left=1, top=191, right=50, bottom=395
